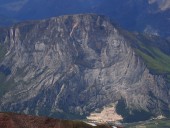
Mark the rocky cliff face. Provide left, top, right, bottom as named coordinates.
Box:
left=0, top=14, right=169, bottom=122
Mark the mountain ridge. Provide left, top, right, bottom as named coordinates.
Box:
left=0, top=0, right=170, bottom=38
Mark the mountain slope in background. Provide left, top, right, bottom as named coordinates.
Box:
left=0, top=0, right=170, bottom=38
left=0, top=14, right=170, bottom=122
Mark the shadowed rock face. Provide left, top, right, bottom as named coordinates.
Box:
left=0, top=14, right=169, bottom=122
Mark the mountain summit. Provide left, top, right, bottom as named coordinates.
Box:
left=0, top=14, right=170, bottom=122
left=0, top=0, right=170, bottom=38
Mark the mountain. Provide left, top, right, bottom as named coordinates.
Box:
left=0, top=14, right=170, bottom=122
left=0, top=0, right=170, bottom=38
left=0, top=112, right=108, bottom=128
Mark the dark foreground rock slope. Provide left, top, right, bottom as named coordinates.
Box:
left=0, top=14, right=169, bottom=122
left=0, top=112, right=107, bottom=128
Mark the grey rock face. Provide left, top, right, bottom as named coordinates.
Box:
left=0, top=14, right=169, bottom=121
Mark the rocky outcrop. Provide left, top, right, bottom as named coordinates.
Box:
left=0, top=14, right=169, bottom=122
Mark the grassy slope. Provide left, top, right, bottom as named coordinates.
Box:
left=134, top=36, right=170, bottom=84
left=135, top=45, right=170, bottom=74
left=120, top=29, right=170, bottom=83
